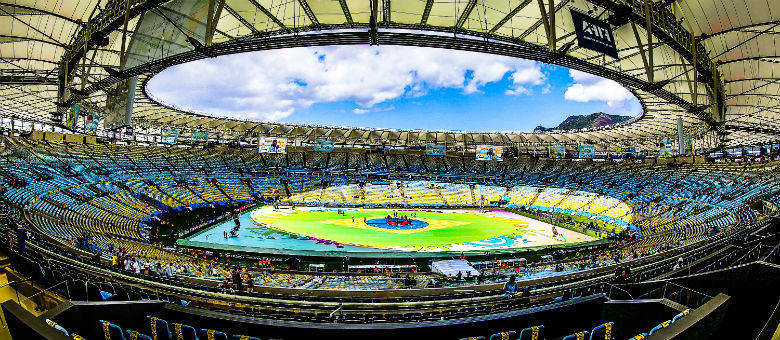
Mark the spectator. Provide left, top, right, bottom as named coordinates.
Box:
left=673, top=257, right=684, bottom=270
left=504, top=275, right=519, bottom=297
left=232, top=268, right=243, bottom=291
left=519, top=287, right=531, bottom=305
left=92, top=249, right=101, bottom=263
left=219, top=278, right=230, bottom=291
left=246, top=275, right=254, bottom=291
left=16, top=227, right=27, bottom=252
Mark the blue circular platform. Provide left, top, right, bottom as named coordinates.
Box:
left=365, top=218, right=429, bottom=230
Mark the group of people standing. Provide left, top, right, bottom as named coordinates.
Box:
left=220, top=267, right=255, bottom=292
left=110, top=247, right=178, bottom=277
left=383, top=211, right=418, bottom=223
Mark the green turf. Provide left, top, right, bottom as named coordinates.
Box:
left=268, top=210, right=522, bottom=250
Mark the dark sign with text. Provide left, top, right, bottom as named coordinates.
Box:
left=571, top=10, right=619, bottom=58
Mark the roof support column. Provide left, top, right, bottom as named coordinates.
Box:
left=630, top=22, right=654, bottom=85
left=119, top=0, right=132, bottom=67
left=691, top=31, right=698, bottom=107
left=713, top=69, right=725, bottom=122
left=338, top=0, right=354, bottom=26
left=536, top=0, right=556, bottom=50
left=369, top=0, right=379, bottom=45
left=549, top=0, right=556, bottom=51
left=80, top=49, right=100, bottom=92
left=644, top=0, right=654, bottom=83
left=681, top=54, right=697, bottom=107
left=420, top=0, right=434, bottom=26
left=205, top=0, right=226, bottom=46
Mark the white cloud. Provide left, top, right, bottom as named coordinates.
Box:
left=505, top=87, right=529, bottom=96
left=353, top=105, right=395, bottom=114
left=564, top=70, right=638, bottom=112
left=147, top=46, right=548, bottom=121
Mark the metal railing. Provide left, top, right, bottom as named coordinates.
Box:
left=626, top=280, right=713, bottom=309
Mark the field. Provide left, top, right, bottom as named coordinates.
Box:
left=179, top=206, right=598, bottom=255
left=262, top=208, right=522, bottom=250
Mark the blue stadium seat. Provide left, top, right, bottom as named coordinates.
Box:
left=518, top=325, right=543, bottom=340
left=589, top=322, right=614, bottom=340
left=562, top=331, right=588, bottom=340
left=672, top=309, right=691, bottom=322
left=99, top=320, right=125, bottom=340
left=45, top=319, right=69, bottom=336
left=231, top=335, right=261, bottom=340
left=200, top=329, right=229, bottom=340
left=173, top=323, right=199, bottom=340
left=146, top=316, right=173, bottom=340
left=648, top=320, right=671, bottom=335
left=489, top=331, right=517, bottom=340
left=126, top=329, right=154, bottom=340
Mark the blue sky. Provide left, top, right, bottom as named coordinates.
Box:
left=147, top=46, right=641, bottom=132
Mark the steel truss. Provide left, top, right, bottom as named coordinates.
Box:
left=56, top=0, right=723, bottom=128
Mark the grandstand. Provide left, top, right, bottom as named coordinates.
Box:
left=1, top=0, right=780, bottom=339
left=1, top=134, right=778, bottom=339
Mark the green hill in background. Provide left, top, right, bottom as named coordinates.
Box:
left=534, top=112, right=633, bottom=132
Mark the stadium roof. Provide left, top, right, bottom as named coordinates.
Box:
left=0, top=0, right=777, bottom=150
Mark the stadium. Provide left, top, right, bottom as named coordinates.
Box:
left=0, top=0, right=779, bottom=339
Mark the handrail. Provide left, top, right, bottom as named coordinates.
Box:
left=18, top=280, right=70, bottom=305
left=754, top=297, right=780, bottom=340
left=664, top=281, right=713, bottom=301
left=0, top=278, right=31, bottom=290
left=729, top=243, right=763, bottom=267
left=606, top=284, right=633, bottom=300
left=761, top=241, right=780, bottom=262
left=329, top=302, right=344, bottom=321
